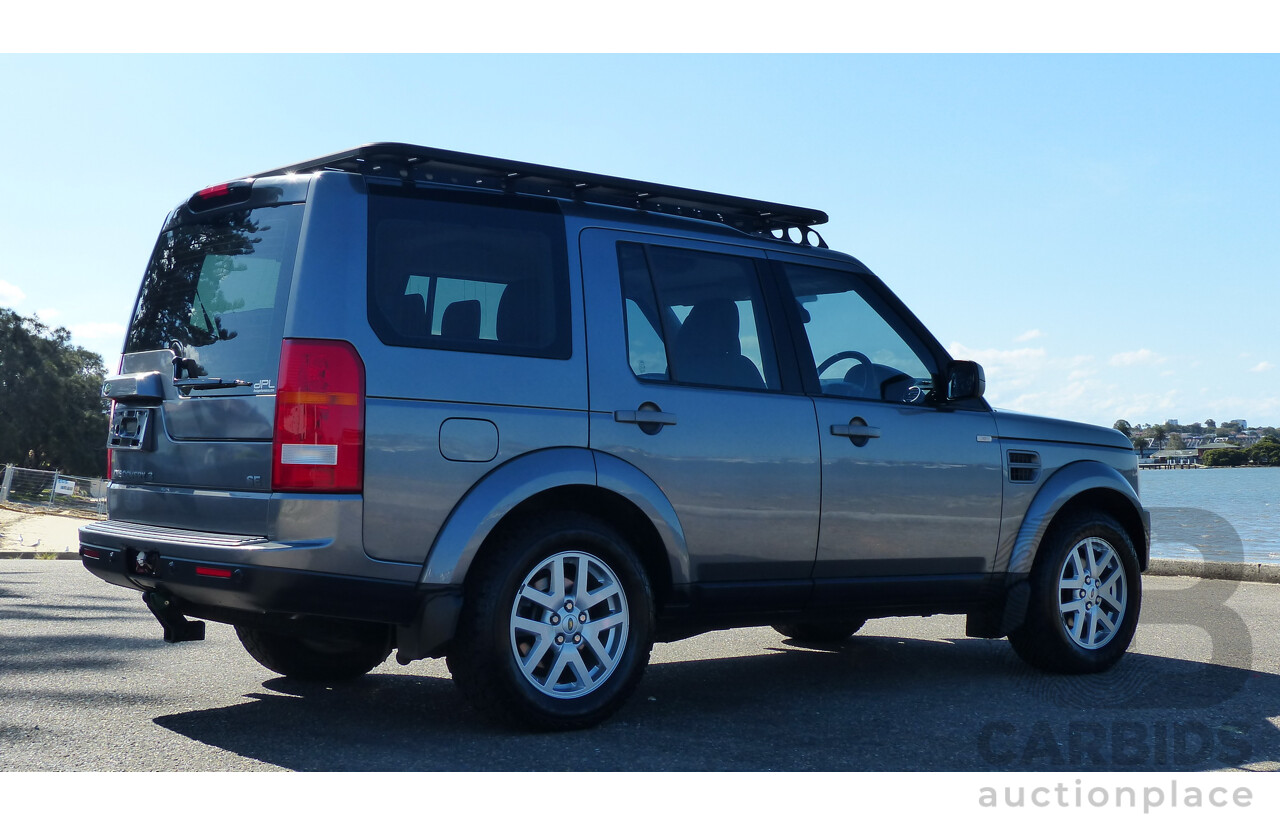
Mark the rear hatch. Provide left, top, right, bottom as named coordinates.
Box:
left=105, top=183, right=306, bottom=533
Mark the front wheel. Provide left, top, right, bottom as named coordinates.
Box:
left=235, top=623, right=391, bottom=681
left=1008, top=512, right=1141, bottom=674
left=447, top=514, right=655, bottom=731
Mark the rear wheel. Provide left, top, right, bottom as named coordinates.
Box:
left=235, top=624, right=391, bottom=681
left=447, top=513, right=654, bottom=731
left=1008, top=511, right=1141, bottom=673
left=773, top=619, right=866, bottom=643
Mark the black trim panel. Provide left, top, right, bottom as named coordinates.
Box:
left=811, top=573, right=989, bottom=611
left=812, top=556, right=988, bottom=579
left=80, top=549, right=423, bottom=626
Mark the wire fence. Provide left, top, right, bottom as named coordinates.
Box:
left=0, top=465, right=107, bottom=516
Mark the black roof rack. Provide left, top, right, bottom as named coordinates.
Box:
left=250, top=143, right=829, bottom=245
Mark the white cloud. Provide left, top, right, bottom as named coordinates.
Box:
left=0, top=279, right=25, bottom=306
left=1109, top=348, right=1165, bottom=368
left=35, top=307, right=62, bottom=321
left=1014, top=329, right=1043, bottom=343
left=1249, top=361, right=1274, bottom=373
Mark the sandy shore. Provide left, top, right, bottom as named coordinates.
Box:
left=0, top=504, right=94, bottom=557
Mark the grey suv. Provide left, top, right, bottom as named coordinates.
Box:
left=81, top=144, right=1148, bottom=730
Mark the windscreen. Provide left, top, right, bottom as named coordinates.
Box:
left=124, top=203, right=303, bottom=392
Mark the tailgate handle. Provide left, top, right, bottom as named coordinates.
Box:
left=101, top=371, right=166, bottom=402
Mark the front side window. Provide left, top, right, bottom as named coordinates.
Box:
left=780, top=263, right=936, bottom=404
left=618, top=242, right=779, bottom=391
left=369, top=190, right=570, bottom=358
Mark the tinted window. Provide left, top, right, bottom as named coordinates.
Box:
left=125, top=203, right=302, bottom=391
left=781, top=263, right=937, bottom=404
left=618, top=242, right=779, bottom=391
left=369, top=190, right=570, bottom=359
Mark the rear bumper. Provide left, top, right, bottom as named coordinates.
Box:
left=79, top=519, right=433, bottom=626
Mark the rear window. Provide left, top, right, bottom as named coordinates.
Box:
left=368, top=189, right=571, bottom=359
left=124, top=204, right=303, bottom=392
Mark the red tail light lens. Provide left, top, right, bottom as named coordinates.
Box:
left=196, top=183, right=231, bottom=200
left=272, top=339, right=365, bottom=493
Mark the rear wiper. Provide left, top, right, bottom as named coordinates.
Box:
left=174, top=377, right=253, bottom=394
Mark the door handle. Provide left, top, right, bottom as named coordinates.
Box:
left=615, top=409, right=677, bottom=425
left=615, top=403, right=676, bottom=434
left=831, top=417, right=880, bottom=446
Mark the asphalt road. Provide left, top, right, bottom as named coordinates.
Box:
left=2, top=559, right=1279, bottom=772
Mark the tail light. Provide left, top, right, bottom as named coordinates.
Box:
left=272, top=339, right=365, bottom=492
left=106, top=408, right=114, bottom=481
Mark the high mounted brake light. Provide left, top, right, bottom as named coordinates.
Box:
left=188, top=180, right=253, bottom=211
left=272, top=339, right=365, bottom=493
left=196, top=183, right=232, bottom=199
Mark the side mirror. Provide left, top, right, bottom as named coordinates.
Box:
left=947, top=360, right=986, bottom=402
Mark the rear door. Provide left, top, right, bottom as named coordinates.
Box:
left=106, top=189, right=306, bottom=534
left=581, top=230, right=820, bottom=609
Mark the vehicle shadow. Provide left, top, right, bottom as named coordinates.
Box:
left=152, top=634, right=1280, bottom=772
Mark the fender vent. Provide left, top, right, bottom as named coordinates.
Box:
left=1008, top=450, right=1041, bottom=483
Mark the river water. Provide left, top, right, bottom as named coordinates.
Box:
left=1139, top=467, right=1280, bottom=565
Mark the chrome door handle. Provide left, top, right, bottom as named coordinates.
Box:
left=831, top=417, right=880, bottom=446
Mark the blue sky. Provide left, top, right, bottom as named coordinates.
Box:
left=1, top=52, right=1276, bottom=429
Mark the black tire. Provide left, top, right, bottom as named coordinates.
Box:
left=772, top=619, right=866, bottom=643
left=1008, top=511, right=1141, bottom=674
left=235, top=623, right=391, bottom=682
left=446, top=513, right=655, bottom=731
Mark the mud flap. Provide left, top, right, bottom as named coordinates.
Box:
left=966, top=579, right=1030, bottom=639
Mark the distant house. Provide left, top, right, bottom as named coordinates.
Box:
left=1143, top=449, right=1200, bottom=468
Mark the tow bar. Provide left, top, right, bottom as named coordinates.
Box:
left=143, top=591, right=206, bottom=643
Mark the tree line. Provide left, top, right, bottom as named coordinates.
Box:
left=0, top=307, right=108, bottom=477
left=1112, top=418, right=1280, bottom=467
left=1201, top=440, right=1280, bottom=467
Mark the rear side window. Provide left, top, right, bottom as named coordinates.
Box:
left=617, top=242, right=779, bottom=391
left=368, top=190, right=571, bottom=359
left=125, top=203, right=303, bottom=391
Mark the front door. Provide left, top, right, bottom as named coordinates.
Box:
left=772, top=256, right=1003, bottom=609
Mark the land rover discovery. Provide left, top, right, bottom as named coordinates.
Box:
left=81, top=143, right=1149, bottom=730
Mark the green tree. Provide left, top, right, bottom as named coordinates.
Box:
left=1167, top=433, right=1186, bottom=451
left=1113, top=419, right=1133, bottom=443
left=1202, top=448, right=1247, bottom=467
left=1204, top=418, right=1216, bottom=429
left=1249, top=440, right=1280, bottom=467
left=0, top=307, right=108, bottom=476
left=1150, top=424, right=1168, bottom=450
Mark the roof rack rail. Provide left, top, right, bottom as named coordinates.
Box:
left=250, top=143, right=829, bottom=246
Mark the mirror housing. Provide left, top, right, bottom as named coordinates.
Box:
left=947, top=360, right=986, bottom=402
